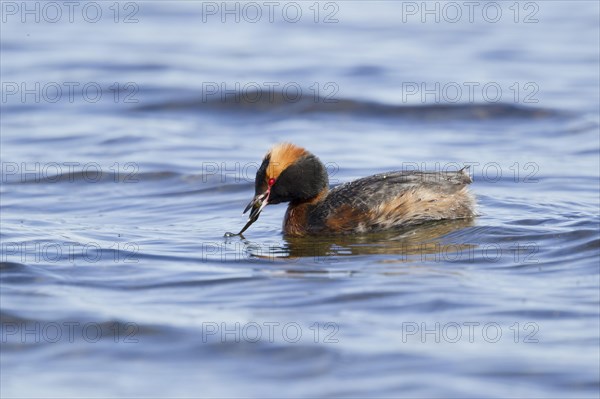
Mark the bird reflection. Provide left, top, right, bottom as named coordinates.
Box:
left=241, top=218, right=475, bottom=262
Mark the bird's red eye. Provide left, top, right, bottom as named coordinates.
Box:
left=268, top=178, right=276, bottom=187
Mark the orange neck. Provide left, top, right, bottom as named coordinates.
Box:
left=283, top=187, right=328, bottom=236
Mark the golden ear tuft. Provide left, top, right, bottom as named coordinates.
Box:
left=265, top=143, right=308, bottom=179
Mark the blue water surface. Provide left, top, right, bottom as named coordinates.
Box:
left=1, top=1, right=599, bottom=398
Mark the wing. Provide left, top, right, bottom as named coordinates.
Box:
left=307, top=170, right=474, bottom=232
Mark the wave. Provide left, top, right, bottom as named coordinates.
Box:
left=134, top=90, right=566, bottom=120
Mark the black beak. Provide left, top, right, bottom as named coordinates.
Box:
left=238, top=191, right=269, bottom=235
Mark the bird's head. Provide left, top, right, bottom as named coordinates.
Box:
left=239, top=143, right=329, bottom=234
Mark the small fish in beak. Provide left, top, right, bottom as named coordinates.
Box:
left=243, top=191, right=270, bottom=220
left=235, top=189, right=270, bottom=235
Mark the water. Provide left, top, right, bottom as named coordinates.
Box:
left=1, top=1, right=599, bottom=398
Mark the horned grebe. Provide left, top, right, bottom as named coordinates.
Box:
left=234, top=143, right=476, bottom=236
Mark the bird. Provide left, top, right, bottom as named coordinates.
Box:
left=234, top=143, right=476, bottom=236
